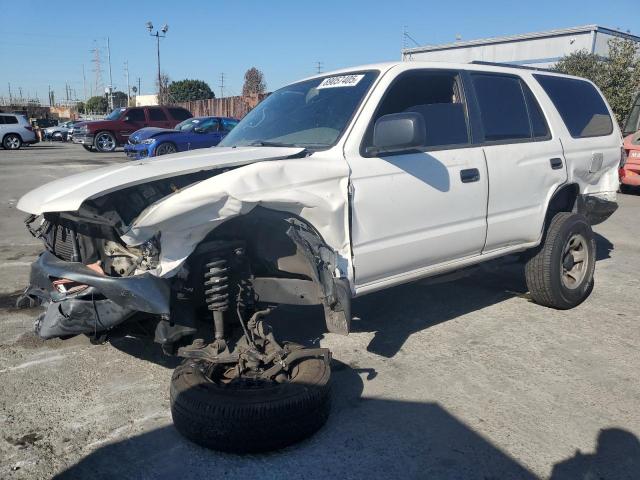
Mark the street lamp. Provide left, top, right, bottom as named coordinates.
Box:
left=146, top=21, right=168, bottom=104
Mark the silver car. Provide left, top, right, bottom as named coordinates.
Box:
left=1, top=113, right=37, bottom=150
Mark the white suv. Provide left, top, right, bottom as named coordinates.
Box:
left=17, top=62, right=622, bottom=452
left=0, top=113, right=37, bottom=149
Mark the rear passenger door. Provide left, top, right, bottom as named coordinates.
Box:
left=468, top=72, right=567, bottom=252
left=148, top=107, right=172, bottom=129
left=120, top=108, right=147, bottom=140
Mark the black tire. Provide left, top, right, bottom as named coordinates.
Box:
left=93, top=131, right=116, bottom=152
left=82, top=145, right=94, bottom=152
left=3, top=133, right=22, bottom=150
left=525, top=212, right=596, bottom=309
left=170, top=354, right=331, bottom=453
left=154, top=142, right=177, bottom=156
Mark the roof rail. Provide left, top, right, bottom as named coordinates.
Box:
left=469, top=60, right=556, bottom=73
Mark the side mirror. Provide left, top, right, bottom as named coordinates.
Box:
left=368, top=112, right=426, bottom=155
left=193, top=127, right=205, bottom=133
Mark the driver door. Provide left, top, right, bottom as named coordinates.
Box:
left=347, top=70, right=489, bottom=288
left=120, top=108, right=147, bottom=141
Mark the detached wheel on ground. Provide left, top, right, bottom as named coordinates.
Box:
left=3, top=134, right=22, bottom=150
left=525, top=212, right=596, bottom=309
left=93, top=131, right=116, bottom=152
left=170, top=351, right=331, bottom=453
left=154, top=142, right=177, bottom=156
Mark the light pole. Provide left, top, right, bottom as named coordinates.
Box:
left=146, top=21, right=168, bottom=104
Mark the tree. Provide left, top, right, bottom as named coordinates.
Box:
left=85, top=95, right=108, bottom=114
left=167, top=79, right=215, bottom=102
left=75, top=101, right=85, bottom=114
left=112, top=91, right=128, bottom=108
left=554, top=38, right=640, bottom=125
left=242, top=67, right=266, bottom=97
left=156, top=73, right=171, bottom=105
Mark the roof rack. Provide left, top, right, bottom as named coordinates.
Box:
left=469, top=60, right=556, bottom=73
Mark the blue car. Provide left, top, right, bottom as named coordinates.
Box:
left=124, top=116, right=239, bottom=160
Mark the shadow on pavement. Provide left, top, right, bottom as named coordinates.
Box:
left=54, top=361, right=538, bottom=480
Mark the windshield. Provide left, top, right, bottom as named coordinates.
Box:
left=219, top=71, right=378, bottom=149
left=175, top=118, right=203, bottom=131
left=105, top=108, right=126, bottom=120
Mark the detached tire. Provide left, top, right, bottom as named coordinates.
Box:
left=525, top=212, right=596, bottom=309
left=170, top=355, right=331, bottom=453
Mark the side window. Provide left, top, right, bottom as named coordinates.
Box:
left=0, top=116, right=5, bottom=125
left=169, top=108, right=192, bottom=121
left=623, top=95, right=640, bottom=136
left=222, top=119, right=239, bottom=132
left=127, top=108, right=146, bottom=122
left=197, top=118, right=220, bottom=132
left=471, top=74, right=531, bottom=142
left=368, top=70, right=470, bottom=150
left=148, top=108, right=168, bottom=121
left=522, top=84, right=550, bottom=140
left=3, top=115, right=18, bottom=125
left=534, top=74, right=613, bottom=138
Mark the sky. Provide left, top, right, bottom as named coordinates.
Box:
left=0, top=0, right=638, bottom=103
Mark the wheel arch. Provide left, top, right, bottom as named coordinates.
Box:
left=3, top=131, right=23, bottom=143
left=153, top=140, right=178, bottom=155
left=183, top=206, right=352, bottom=335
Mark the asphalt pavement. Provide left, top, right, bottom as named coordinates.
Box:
left=1, top=143, right=639, bottom=479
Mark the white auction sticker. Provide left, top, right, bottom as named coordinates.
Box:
left=317, top=74, right=365, bottom=89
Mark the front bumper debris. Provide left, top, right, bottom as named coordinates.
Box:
left=124, top=143, right=153, bottom=160
left=27, top=251, right=171, bottom=339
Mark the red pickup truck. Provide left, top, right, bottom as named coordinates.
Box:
left=73, top=106, right=192, bottom=152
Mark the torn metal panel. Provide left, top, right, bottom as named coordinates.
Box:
left=121, top=150, right=353, bottom=281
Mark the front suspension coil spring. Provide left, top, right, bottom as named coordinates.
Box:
left=204, top=259, right=229, bottom=312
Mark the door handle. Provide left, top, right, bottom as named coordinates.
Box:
left=460, top=168, right=480, bottom=183
left=550, top=157, right=563, bottom=170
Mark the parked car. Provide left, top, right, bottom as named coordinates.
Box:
left=44, top=120, right=82, bottom=141
left=124, top=116, right=239, bottom=159
left=0, top=113, right=38, bottom=149
left=73, top=106, right=192, bottom=152
left=18, top=62, right=622, bottom=453
left=620, top=131, right=640, bottom=191
left=622, top=92, right=640, bottom=137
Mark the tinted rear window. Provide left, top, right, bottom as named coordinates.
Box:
left=534, top=75, right=613, bottom=138
left=472, top=74, right=531, bottom=142
left=169, top=108, right=192, bottom=121
left=149, top=108, right=167, bottom=121
left=2, top=115, right=18, bottom=124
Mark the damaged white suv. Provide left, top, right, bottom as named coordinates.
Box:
left=18, top=62, right=622, bottom=452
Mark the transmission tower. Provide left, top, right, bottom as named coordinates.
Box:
left=91, top=42, right=104, bottom=97
left=315, top=61, right=323, bottom=74
left=219, top=72, right=225, bottom=98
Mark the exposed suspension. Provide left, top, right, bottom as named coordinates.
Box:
left=204, top=258, right=229, bottom=350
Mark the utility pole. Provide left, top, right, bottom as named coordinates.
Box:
left=106, top=37, right=114, bottom=109
left=8, top=83, right=11, bottom=104
left=18, top=87, right=23, bottom=103
left=82, top=64, right=87, bottom=102
left=146, top=22, right=168, bottom=104
left=315, top=61, right=323, bottom=74
left=138, top=77, right=141, bottom=96
left=219, top=72, right=225, bottom=98
left=124, top=61, right=130, bottom=105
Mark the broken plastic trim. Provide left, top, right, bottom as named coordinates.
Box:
left=286, top=219, right=351, bottom=335
left=29, top=251, right=170, bottom=315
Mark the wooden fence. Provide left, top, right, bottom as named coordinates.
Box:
left=175, top=93, right=268, bottom=119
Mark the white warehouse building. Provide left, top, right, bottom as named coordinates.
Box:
left=402, top=25, right=640, bottom=68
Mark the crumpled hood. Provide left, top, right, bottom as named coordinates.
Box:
left=17, top=146, right=305, bottom=215
left=129, top=127, right=175, bottom=143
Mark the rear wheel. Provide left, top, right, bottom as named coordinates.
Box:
left=170, top=347, right=331, bottom=453
left=154, top=142, right=177, bottom=156
left=3, top=134, right=22, bottom=150
left=94, top=131, right=116, bottom=152
left=525, top=212, right=596, bottom=309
